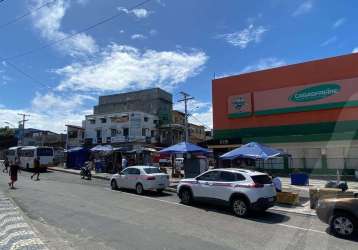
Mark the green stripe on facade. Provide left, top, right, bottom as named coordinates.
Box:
left=214, top=120, right=358, bottom=141
left=228, top=112, right=252, bottom=118
left=255, top=100, right=358, bottom=116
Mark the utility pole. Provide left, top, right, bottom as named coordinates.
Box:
left=17, top=113, right=30, bottom=146
left=178, top=92, right=194, bottom=142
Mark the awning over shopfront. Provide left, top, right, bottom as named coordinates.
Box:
left=90, top=145, right=113, bottom=152
left=219, top=142, right=289, bottom=160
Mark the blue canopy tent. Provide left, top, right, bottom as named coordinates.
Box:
left=66, top=147, right=90, bottom=170
left=159, top=142, right=209, bottom=154
left=159, top=142, right=209, bottom=178
left=220, top=142, right=288, bottom=160
left=90, top=145, right=113, bottom=152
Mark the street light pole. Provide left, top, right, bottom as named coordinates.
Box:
left=17, top=113, right=30, bottom=146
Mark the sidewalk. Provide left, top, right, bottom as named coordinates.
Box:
left=0, top=192, right=48, bottom=250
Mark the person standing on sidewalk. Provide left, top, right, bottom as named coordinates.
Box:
left=3, top=157, right=9, bottom=173
left=122, top=157, right=128, bottom=170
left=9, top=158, right=20, bottom=189
left=31, top=157, right=41, bottom=181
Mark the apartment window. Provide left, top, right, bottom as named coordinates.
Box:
left=89, top=119, right=95, bottom=124
left=142, top=128, right=146, bottom=136
left=151, top=130, right=155, bottom=137
left=100, top=118, right=107, bottom=123
left=144, top=117, right=149, bottom=122
left=123, top=128, right=129, bottom=137
left=111, top=129, right=117, bottom=137
left=153, top=120, right=158, bottom=125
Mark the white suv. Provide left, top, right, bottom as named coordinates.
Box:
left=177, top=168, right=276, bottom=217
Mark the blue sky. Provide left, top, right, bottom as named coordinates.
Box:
left=0, top=0, right=357, bottom=132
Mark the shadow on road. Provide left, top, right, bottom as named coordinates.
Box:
left=187, top=202, right=290, bottom=224
left=324, top=227, right=358, bottom=242
left=114, top=188, right=173, bottom=197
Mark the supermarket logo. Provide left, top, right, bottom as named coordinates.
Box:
left=232, top=96, right=246, bottom=111
left=289, top=83, right=341, bottom=102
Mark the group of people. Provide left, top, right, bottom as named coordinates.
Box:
left=2, top=156, right=42, bottom=189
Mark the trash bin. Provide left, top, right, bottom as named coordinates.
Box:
left=291, top=173, right=309, bottom=186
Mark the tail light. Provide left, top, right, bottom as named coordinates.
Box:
left=249, top=183, right=264, bottom=188
left=146, top=176, right=156, bottom=180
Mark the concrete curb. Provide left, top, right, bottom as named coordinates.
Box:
left=47, top=167, right=110, bottom=181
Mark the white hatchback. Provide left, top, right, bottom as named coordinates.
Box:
left=110, top=166, right=170, bottom=194
left=177, top=168, right=277, bottom=217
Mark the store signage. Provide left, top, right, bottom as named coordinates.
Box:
left=254, top=77, right=358, bottom=116
left=227, top=93, right=252, bottom=118
left=289, top=84, right=341, bottom=103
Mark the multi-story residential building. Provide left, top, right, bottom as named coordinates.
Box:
left=93, top=88, right=172, bottom=125
left=189, top=123, right=206, bottom=144
left=84, top=88, right=173, bottom=148
left=84, top=111, right=159, bottom=147
left=65, top=125, right=85, bottom=148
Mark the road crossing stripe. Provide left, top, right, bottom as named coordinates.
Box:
left=0, top=223, right=29, bottom=238
left=10, top=238, right=46, bottom=250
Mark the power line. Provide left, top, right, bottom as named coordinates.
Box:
left=0, top=0, right=57, bottom=30
left=3, top=0, right=152, bottom=61
left=0, top=56, right=49, bottom=89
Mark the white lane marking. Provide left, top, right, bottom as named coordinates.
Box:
left=105, top=188, right=186, bottom=207
left=106, top=187, right=327, bottom=235
left=278, top=223, right=326, bottom=234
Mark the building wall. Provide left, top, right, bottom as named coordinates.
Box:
left=213, top=53, right=358, bottom=135
left=84, top=111, right=158, bottom=145
left=94, top=88, right=172, bottom=125
left=66, top=126, right=84, bottom=148
left=189, top=123, right=206, bottom=144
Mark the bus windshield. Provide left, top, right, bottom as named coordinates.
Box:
left=37, top=148, right=54, bottom=156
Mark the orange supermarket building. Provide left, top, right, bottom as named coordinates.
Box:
left=212, top=53, right=358, bottom=174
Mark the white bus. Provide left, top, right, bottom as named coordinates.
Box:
left=6, top=146, right=23, bottom=163
left=19, top=146, right=54, bottom=169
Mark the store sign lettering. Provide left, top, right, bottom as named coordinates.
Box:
left=289, top=84, right=341, bottom=103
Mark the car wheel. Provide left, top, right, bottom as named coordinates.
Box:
left=136, top=183, right=144, bottom=195
left=111, top=180, right=118, bottom=190
left=157, top=189, right=164, bottom=194
left=330, top=212, right=357, bottom=238
left=179, top=188, right=192, bottom=205
left=232, top=198, right=249, bottom=217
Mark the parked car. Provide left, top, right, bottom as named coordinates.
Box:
left=316, top=197, right=358, bottom=238
left=110, top=166, right=170, bottom=194
left=177, top=168, right=276, bottom=217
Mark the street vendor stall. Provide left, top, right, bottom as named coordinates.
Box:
left=159, top=142, right=209, bottom=178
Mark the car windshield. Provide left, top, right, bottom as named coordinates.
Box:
left=251, top=175, right=272, bottom=184
left=143, top=168, right=162, bottom=174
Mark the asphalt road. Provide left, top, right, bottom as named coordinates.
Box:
left=0, top=170, right=357, bottom=250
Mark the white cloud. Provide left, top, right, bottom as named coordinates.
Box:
left=190, top=107, right=213, bottom=129
left=131, top=34, right=147, bottom=40
left=55, top=44, right=208, bottom=92
left=173, top=100, right=212, bottom=129
left=292, top=1, right=313, bottom=17
left=30, top=0, right=97, bottom=57
left=118, top=7, right=150, bottom=18
left=353, top=47, right=358, bottom=53
left=218, top=24, right=268, bottom=49
left=132, top=8, right=149, bottom=18
left=0, top=93, right=94, bottom=133
left=320, top=36, right=337, bottom=47
left=333, top=18, right=346, bottom=29
left=241, top=57, right=286, bottom=74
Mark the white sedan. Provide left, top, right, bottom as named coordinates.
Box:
left=110, top=166, right=170, bottom=194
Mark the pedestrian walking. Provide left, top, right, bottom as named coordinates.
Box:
left=3, top=157, right=9, bottom=173
left=272, top=174, right=282, bottom=193
left=122, top=156, right=128, bottom=170
left=31, top=157, right=41, bottom=181
left=9, top=158, right=20, bottom=189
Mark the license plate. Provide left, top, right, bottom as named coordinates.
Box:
left=268, top=197, right=274, bottom=202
